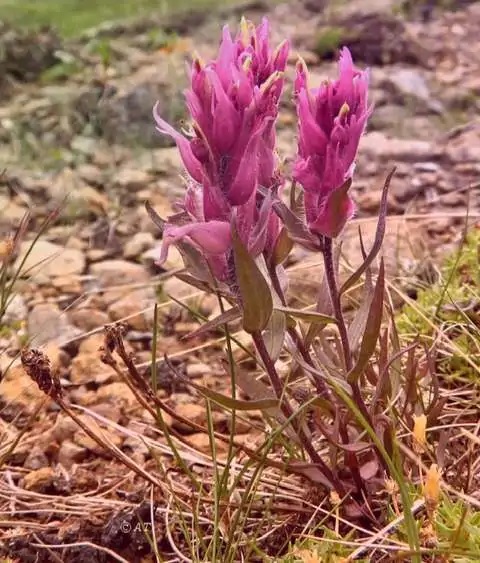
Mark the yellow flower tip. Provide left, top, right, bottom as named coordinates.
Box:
left=192, top=52, right=204, bottom=70
left=413, top=413, right=428, bottom=450
left=424, top=463, right=441, bottom=510
left=239, top=17, right=254, bottom=46
left=339, top=102, right=350, bottom=117
left=296, top=55, right=308, bottom=73
left=242, top=55, right=252, bottom=72
left=260, top=70, right=282, bottom=93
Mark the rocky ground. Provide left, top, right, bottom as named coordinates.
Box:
left=0, top=0, right=479, bottom=560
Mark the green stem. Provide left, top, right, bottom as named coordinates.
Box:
left=252, top=330, right=345, bottom=495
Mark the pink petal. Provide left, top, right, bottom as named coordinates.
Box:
left=226, top=128, right=261, bottom=206
left=159, top=221, right=232, bottom=265
left=153, top=102, right=203, bottom=184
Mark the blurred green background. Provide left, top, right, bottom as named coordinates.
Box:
left=0, top=0, right=231, bottom=36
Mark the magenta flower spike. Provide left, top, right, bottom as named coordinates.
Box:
left=293, top=47, right=370, bottom=239
left=153, top=17, right=289, bottom=284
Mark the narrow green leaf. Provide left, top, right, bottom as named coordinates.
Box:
left=235, top=368, right=300, bottom=444
left=347, top=260, right=385, bottom=384
left=184, top=307, right=242, bottom=340
left=145, top=200, right=165, bottom=234
left=177, top=241, right=215, bottom=283
left=171, top=367, right=280, bottom=411
left=326, top=375, right=420, bottom=560
left=305, top=242, right=341, bottom=347
left=232, top=222, right=273, bottom=333
left=340, top=168, right=395, bottom=296
left=275, top=306, right=337, bottom=325
left=196, top=386, right=279, bottom=412
left=174, top=273, right=215, bottom=294
left=347, top=228, right=374, bottom=352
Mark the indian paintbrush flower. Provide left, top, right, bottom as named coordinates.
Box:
left=154, top=18, right=289, bottom=283
left=293, top=47, right=370, bottom=239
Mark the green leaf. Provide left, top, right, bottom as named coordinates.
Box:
left=184, top=307, right=242, bottom=340
left=347, top=259, right=385, bottom=385
left=145, top=200, right=165, bottom=234
left=262, top=308, right=286, bottom=362
left=171, top=368, right=280, bottom=411
left=174, top=273, right=215, bottom=294
left=347, top=228, right=374, bottom=352
left=305, top=242, right=341, bottom=347
left=176, top=240, right=215, bottom=284
left=195, top=386, right=279, bottom=411
left=232, top=222, right=273, bottom=333
left=340, top=168, right=395, bottom=296
left=275, top=306, right=337, bottom=326
left=271, top=227, right=294, bottom=266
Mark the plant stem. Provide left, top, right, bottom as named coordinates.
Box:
left=322, top=237, right=353, bottom=371
left=252, top=330, right=345, bottom=495
left=322, top=238, right=379, bottom=449
left=269, top=264, right=331, bottom=399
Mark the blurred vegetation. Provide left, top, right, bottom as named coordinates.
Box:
left=397, top=227, right=480, bottom=382
left=314, top=26, right=347, bottom=58
left=0, top=0, right=235, bottom=36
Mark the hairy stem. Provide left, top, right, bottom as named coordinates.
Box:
left=322, top=237, right=353, bottom=371
left=252, top=330, right=345, bottom=495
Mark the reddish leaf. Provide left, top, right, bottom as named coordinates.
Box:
left=359, top=459, right=379, bottom=481
left=288, top=461, right=334, bottom=490
left=258, top=186, right=318, bottom=249
left=347, top=260, right=385, bottom=385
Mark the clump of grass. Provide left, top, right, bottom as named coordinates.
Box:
left=396, top=227, right=480, bottom=381
left=314, top=26, right=348, bottom=58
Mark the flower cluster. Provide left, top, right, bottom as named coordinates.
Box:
left=294, top=48, right=370, bottom=238
left=154, top=19, right=370, bottom=282
left=155, top=17, right=288, bottom=283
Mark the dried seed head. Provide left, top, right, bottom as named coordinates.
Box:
left=412, top=414, right=427, bottom=453
left=424, top=463, right=441, bottom=515
left=21, top=348, right=62, bottom=400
